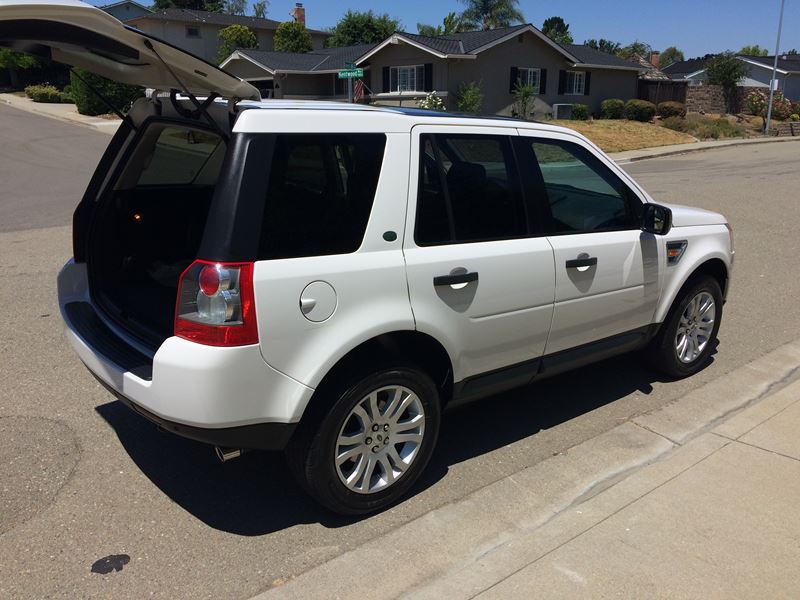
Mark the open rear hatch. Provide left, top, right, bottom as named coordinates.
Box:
left=0, top=0, right=260, bottom=101
left=0, top=1, right=262, bottom=350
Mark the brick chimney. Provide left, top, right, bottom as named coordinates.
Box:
left=649, top=51, right=661, bottom=69
left=290, top=3, right=306, bottom=26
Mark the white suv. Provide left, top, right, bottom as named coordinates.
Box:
left=7, top=1, right=734, bottom=514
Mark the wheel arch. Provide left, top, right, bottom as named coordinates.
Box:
left=296, top=331, right=455, bottom=425
left=655, top=255, right=730, bottom=323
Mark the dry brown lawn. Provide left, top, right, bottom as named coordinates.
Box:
left=552, top=119, right=696, bottom=153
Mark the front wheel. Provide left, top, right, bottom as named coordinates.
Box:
left=286, top=366, right=441, bottom=515
left=647, top=275, right=723, bottom=378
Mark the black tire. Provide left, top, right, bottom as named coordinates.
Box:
left=286, top=366, right=441, bottom=515
left=647, top=275, right=723, bottom=379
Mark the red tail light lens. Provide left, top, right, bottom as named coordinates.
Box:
left=174, top=260, right=258, bottom=346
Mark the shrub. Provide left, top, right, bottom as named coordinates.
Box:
left=791, top=114, right=800, bottom=122
left=455, top=80, right=483, bottom=114
left=660, top=116, right=688, bottom=132
left=416, top=91, right=445, bottom=111
left=59, top=91, right=74, bottom=104
left=600, top=98, right=624, bottom=119
left=24, top=84, right=61, bottom=103
left=657, top=101, right=686, bottom=118
left=661, top=114, right=744, bottom=139
left=770, top=91, right=793, bottom=120
left=744, top=89, right=768, bottom=116
left=512, top=79, right=536, bottom=120
left=624, top=99, right=656, bottom=122
left=70, top=68, right=142, bottom=116
left=570, top=103, right=589, bottom=120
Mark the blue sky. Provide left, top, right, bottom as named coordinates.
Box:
left=105, top=0, right=800, bottom=58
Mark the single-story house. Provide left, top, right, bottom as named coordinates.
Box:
left=125, top=5, right=329, bottom=65
left=664, top=54, right=800, bottom=98
left=221, top=23, right=643, bottom=118
left=100, top=0, right=151, bottom=21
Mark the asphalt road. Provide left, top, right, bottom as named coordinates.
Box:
left=1, top=103, right=799, bottom=599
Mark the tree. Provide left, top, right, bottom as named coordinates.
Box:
left=274, top=21, right=312, bottom=53
left=326, top=10, right=401, bottom=47
left=458, top=0, right=524, bottom=31
left=739, top=45, right=769, bottom=56
left=224, top=0, right=246, bottom=16
left=660, top=46, right=685, bottom=67
left=0, top=49, right=38, bottom=89
left=252, top=0, right=268, bottom=19
left=215, top=24, right=257, bottom=64
left=584, top=38, right=620, bottom=55
left=417, top=12, right=461, bottom=37
left=706, top=52, right=749, bottom=113
left=786, top=49, right=799, bottom=55
left=617, top=40, right=651, bottom=59
left=542, top=16, right=572, bottom=45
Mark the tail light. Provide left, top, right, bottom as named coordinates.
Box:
left=174, top=260, right=258, bottom=346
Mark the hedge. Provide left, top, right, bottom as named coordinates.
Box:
left=624, top=99, right=656, bottom=122
left=600, top=98, right=625, bottom=119
left=69, top=68, right=143, bottom=116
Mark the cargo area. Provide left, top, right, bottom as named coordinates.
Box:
left=88, top=122, right=226, bottom=348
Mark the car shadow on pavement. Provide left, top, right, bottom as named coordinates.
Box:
left=96, top=347, right=716, bottom=536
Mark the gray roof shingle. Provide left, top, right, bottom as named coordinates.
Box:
left=562, top=44, right=640, bottom=68
left=239, top=44, right=377, bottom=72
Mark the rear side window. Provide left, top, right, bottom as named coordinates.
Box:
left=259, top=134, right=386, bottom=259
left=530, top=139, right=638, bottom=234
left=136, top=127, right=225, bottom=186
left=415, top=134, right=527, bottom=245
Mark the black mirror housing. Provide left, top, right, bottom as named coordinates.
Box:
left=642, top=203, right=673, bottom=236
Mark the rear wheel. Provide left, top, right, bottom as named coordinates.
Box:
left=647, top=275, right=723, bottom=378
left=287, top=366, right=441, bottom=515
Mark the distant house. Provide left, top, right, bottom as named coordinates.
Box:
left=125, top=4, right=329, bottom=65
left=100, top=0, right=151, bottom=21
left=221, top=23, right=642, bottom=117
left=664, top=54, right=800, bottom=98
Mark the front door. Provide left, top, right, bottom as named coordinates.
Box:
left=517, top=130, right=660, bottom=354
left=403, top=126, right=556, bottom=387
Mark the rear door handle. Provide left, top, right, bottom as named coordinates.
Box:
left=433, top=271, right=479, bottom=286
left=565, top=256, right=597, bottom=269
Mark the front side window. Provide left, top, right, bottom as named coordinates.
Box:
left=530, top=139, right=638, bottom=234
left=415, top=134, right=527, bottom=245
left=518, top=67, right=541, bottom=93
left=565, top=70, right=585, bottom=95
left=390, top=65, right=424, bottom=92
left=259, top=134, right=386, bottom=259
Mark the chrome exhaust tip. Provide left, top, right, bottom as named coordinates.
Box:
left=215, top=446, right=243, bottom=462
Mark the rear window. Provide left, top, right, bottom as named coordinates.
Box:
left=258, top=134, right=386, bottom=259
left=136, top=126, right=225, bottom=186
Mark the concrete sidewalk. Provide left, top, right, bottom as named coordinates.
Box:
left=0, top=92, right=121, bottom=134
left=256, top=340, right=800, bottom=599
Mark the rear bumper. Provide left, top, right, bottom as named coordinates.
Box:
left=58, top=259, right=313, bottom=450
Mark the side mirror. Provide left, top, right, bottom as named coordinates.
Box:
left=642, top=203, right=672, bottom=236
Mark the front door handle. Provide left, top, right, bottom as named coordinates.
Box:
left=565, top=256, right=598, bottom=269
left=433, top=271, right=479, bottom=286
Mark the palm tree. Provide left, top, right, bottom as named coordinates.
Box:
left=458, top=0, right=525, bottom=31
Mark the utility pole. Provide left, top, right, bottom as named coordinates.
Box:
left=765, top=0, right=786, bottom=135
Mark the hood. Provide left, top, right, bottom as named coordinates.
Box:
left=0, top=0, right=260, bottom=101
left=659, top=202, right=727, bottom=227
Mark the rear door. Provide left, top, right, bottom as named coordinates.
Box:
left=0, top=0, right=259, bottom=100
left=403, top=126, right=556, bottom=390
left=517, top=129, right=660, bottom=354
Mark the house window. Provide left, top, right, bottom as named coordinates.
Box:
left=390, top=65, right=425, bottom=92
left=565, top=71, right=585, bottom=95
left=518, top=68, right=541, bottom=93
left=186, top=26, right=201, bottom=38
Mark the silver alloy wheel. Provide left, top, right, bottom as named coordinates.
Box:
left=675, top=291, right=716, bottom=364
left=335, top=385, right=426, bottom=494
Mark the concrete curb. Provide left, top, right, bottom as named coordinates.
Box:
left=251, top=339, right=800, bottom=599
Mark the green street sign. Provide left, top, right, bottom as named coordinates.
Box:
left=338, top=68, right=364, bottom=79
